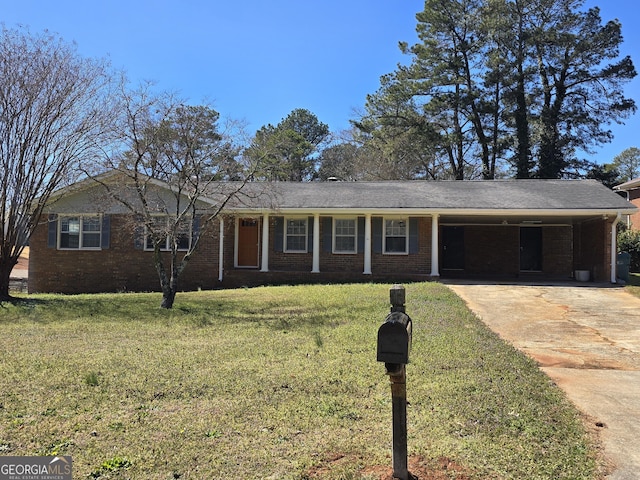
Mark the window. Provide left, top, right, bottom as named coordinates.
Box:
left=145, top=216, right=191, bottom=251
left=334, top=218, right=356, bottom=253
left=285, top=218, right=307, bottom=252
left=59, top=215, right=101, bottom=249
left=384, top=218, right=408, bottom=254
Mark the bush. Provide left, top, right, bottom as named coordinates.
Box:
left=618, top=229, right=640, bottom=272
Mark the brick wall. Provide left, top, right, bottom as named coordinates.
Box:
left=628, top=189, right=640, bottom=230
left=29, top=214, right=221, bottom=294
left=573, top=218, right=612, bottom=282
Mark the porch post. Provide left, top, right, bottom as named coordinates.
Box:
left=260, top=213, right=269, bottom=272
left=431, top=214, right=440, bottom=277
left=312, top=213, right=320, bottom=273
left=218, top=216, right=224, bottom=281
left=364, top=213, right=372, bottom=275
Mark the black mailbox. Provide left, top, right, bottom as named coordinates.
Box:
left=377, top=311, right=412, bottom=365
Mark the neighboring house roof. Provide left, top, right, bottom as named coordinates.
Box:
left=614, top=177, right=640, bottom=191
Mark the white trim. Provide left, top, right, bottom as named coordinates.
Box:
left=218, top=217, right=224, bottom=282
left=261, top=213, right=270, bottom=272
left=383, top=217, right=409, bottom=255
left=227, top=207, right=637, bottom=217
left=284, top=217, right=308, bottom=253
left=332, top=217, right=357, bottom=254
left=364, top=214, right=372, bottom=274
left=611, top=213, right=622, bottom=283
left=57, top=214, right=102, bottom=250
left=431, top=214, right=439, bottom=277
left=312, top=214, right=320, bottom=272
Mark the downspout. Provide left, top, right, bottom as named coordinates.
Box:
left=610, top=212, right=621, bottom=284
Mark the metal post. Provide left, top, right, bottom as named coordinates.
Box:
left=389, top=366, right=408, bottom=480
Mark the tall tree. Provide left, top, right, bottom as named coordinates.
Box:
left=0, top=27, right=115, bottom=301
left=530, top=1, right=636, bottom=178
left=99, top=83, right=249, bottom=308
left=247, top=109, right=329, bottom=181
left=358, top=0, right=636, bottom=180
left=612, top=147, right=640, bottom=183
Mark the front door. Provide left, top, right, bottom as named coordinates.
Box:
left=520, top=227, right=542, bottom=271
left=237, top=218, right=260, bottom=267
left=441, top=226, right=465, bottom=270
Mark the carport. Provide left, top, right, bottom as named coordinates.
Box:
left=436, top=211, right=620, bottom=282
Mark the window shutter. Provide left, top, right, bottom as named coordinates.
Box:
left=357, top=217, right=365, bottom=253
left=322, top=217, right=332, bottom=252
left=307, top=216, right=314, bottom=252
left=372, top=217, right=383, bottom=254
left=409, top=217, right=419, bottom=254
left=47, top=214, right=58, bottom=248
left=274, top=217, right=284, bottom=252
left=101, top=215, right=111, bottom=249
left=133, top=215, right=145, bottom=250
left=191, top=215, right=200, bottom=245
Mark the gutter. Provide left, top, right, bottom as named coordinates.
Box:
left=611, top=212, right=622, bottom=284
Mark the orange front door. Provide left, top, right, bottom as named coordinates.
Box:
left=237, top=218, right=259, bottom=267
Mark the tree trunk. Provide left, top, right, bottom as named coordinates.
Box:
left=161, top=284, right=177, bottom=309
left=0, top=259, right=17, bottom=301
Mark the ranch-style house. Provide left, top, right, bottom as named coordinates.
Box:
left=28, top=172, right=637, bottom=293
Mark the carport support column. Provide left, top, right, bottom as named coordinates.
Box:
left=611, top=213, right=621, bottom=283
left=312, top=213, right=320, bottom=273
left=364, top=213, right=372, bottom=275
left=431, top=214, right=440, bottom=277
left=260, top=213, right=269, bottom=272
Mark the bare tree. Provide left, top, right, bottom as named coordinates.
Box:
left=98, top=82, right=253, bottom=308
left=0, top=26, right=116, bottom=301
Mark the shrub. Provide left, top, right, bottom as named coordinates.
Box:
left=618, top=229, right=640, bottom=272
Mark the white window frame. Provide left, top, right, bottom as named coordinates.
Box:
left=333, top=217, right=357, bottom=254
left=383, top=217, right=408, bottom=255
left=144, top=215, right=192, bottom=252
left=284, top=217, right=308, bottom=253
left=58, top=215, right=102, bottom=250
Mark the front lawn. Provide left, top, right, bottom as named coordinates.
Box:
left=0, top=283, right=600, bottom=479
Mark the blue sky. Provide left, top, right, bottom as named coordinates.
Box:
left=2, top=0, right=639, bottom=165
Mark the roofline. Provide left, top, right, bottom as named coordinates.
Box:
left=614, top=178, right=640, bottom=191
left=223, top=207, right=638, bottom=216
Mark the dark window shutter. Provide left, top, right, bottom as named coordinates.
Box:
left=47, top=214, right=58, bottom=248
left=191, top=215, right=200, bottom=245
left=372, top=217, right=383, bottom=254
left=274, top=217, right=284, bottom=252
left=322, top=217, right=332, bottom=252
left=307, top=216, right=314, bottom=252
left=133, top=215, right=145, bottom=250
left=101, top=215, right=110, bottom=249
left=409, top=217, right=419, bottom=254
left=357, top=217, right=365, bottom=253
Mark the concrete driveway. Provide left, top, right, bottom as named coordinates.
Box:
left=444, top=281, right=640, bottom=480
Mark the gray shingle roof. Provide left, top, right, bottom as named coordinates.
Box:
left=225, top=179, right=634, bottom=212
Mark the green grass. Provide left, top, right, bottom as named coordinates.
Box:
left=0, top=283, right=600, bottom=479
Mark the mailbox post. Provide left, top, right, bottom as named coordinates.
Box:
left=377, top=285, right=413, bottom=480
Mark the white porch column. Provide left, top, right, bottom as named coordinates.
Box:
left=218, top=216, right=224, bottom=281
left=260, top=213, right=269, bottom=272
left=364, top=213, right=372, bottom=275
left=431, top=213, right=440, bottom=277
left=312, top=213, right=320, bottom=273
